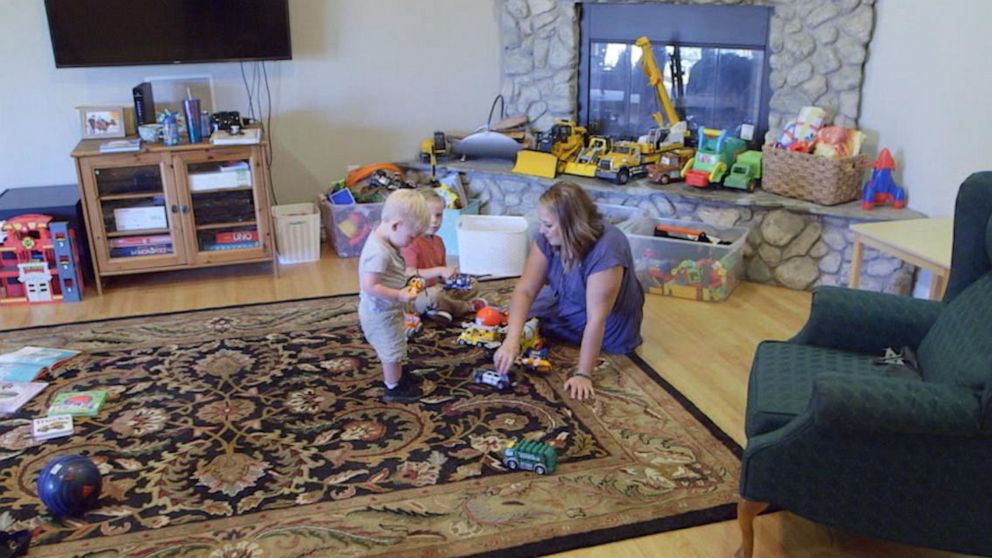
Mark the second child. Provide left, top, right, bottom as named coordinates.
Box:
left=400, top=189, right=484, bottom=320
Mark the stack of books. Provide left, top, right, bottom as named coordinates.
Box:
left=210, top=128, right=261, bottom=145
left=99, top=138, right=141, bottom=153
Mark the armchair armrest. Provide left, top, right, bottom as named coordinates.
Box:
left=811, top=373, right=982, bottom=436
left=790, top=286, right=942, bottom=355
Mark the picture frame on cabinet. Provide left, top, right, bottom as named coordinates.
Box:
left=78, top=105, right=126, bottom=139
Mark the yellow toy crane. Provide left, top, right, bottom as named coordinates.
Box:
left=634, top=36, right=688, bottom=150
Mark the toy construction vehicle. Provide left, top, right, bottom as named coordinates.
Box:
left=595, top=137, right=663, bottom=185
left=722, top=150, right=763, bottom=192
left=647, top=147, right=696, bottom=185
left=682, top=128, right=748, bottom=188
left=513, top=120, right=587, bottom=179
left=563, top=136, right=612, bottom=178
left=420, top=131, right=449, bottom=178
left=635, top=36, right=690, bottom=152
left=503, top=440, right=558, bottom=475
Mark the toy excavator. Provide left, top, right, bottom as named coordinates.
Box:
left=513, top=119, right=587, bottom=178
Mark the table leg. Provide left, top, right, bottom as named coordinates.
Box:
left=848, top=236, right=864, bottom=289
left=928, top=271, right=947, bottom=300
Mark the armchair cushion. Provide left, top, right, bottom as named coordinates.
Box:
left=811, top=373, right=982, bottom=436
left=790, top=286, right=942, bottom=355
left=745, top=341, right=890, bottom=437
left=917, top=272, right=992, bottom=390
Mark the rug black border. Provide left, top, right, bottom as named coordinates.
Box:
left=7, top=287, right=745, bottom=557
left=465, top=351, right=743, bottom=558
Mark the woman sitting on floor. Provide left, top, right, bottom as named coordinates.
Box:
left=493, top=182, right=645, bottom=400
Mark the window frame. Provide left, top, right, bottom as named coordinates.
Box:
left=578, top=3, right=773, bottom=141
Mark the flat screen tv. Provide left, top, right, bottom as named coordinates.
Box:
left=45, top=0, right=292, bottom=68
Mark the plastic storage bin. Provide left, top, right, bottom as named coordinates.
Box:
left=437, top=199, right=480, bottom=256
left=595, top=203, right=649, bottom=234
left=318, top=195, right=383, bottom=258
left=457, top=215, right=529, bottom=277
left=272, top=203, right=321, bottom=264
left=625, top=217, right=751, bottom=302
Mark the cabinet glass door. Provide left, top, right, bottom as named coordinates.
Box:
left=83, top=157, right=185, bottom=270
left=176, top=148, right=269, bottom=263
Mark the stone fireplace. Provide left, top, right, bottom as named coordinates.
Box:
left=498, top=0, right=876, bottom=141
left=410, top=0, right=916, bottom=295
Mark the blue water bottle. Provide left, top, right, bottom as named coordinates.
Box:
left=162, top=112, right=180, bottom=146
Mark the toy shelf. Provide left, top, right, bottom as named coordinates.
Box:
left=105, top=228, right=171, bottom=238
left=72, top=139, right=275, bottom=294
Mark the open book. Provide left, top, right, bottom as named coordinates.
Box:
left=0, top=381, right=49, bottom=414
left=0, top=346, right=80, bottom=382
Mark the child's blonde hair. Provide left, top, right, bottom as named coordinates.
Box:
left=381, top=189, right=430, bottom=230
left=419, top=187, right=445, bottom=207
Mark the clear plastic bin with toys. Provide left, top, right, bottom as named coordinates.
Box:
left=318, top=195, right=383, bottom=258
left=625, top=217, right=751, bottom=302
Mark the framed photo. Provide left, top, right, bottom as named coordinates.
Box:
left=78, top=105, right=126, bottom=139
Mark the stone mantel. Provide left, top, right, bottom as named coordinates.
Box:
left=403, top=159, right=921, bottom=294
left=406, top=158, right=922, bottom=223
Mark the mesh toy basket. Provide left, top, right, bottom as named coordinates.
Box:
left=761, top=144, right=866, bottom=205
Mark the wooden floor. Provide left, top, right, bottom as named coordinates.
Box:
left=1, top=246, right=971, bottom=558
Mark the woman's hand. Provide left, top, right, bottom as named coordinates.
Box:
left=564, top=375, right=594, bottom=400
left=493, top=341, right=520, bottom=375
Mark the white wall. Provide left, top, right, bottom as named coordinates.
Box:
left=0, top=0, right=500, bottom=204
left=860, top=0, right=992, bottom=217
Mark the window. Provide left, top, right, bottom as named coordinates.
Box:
left=579, top=3, right=772, bottom=142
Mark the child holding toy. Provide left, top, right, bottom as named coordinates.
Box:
left=400, top=188, right=486, bottom=320
left=358, top=189, right=430, bottom=403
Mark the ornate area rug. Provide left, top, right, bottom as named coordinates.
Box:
left=0, top=281, right=740, bottom=557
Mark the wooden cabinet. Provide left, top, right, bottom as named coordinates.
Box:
left=72, top=139, right=275, bottom=295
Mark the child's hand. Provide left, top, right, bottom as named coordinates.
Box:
left=398, top=287, right=419, bottom=303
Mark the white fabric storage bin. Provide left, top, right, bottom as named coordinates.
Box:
left=457, top=215, right=530, bottom=276
left=272, top=203, right=321, bottom=264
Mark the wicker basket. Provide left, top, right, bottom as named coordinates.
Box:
left=761, top=144, right=865, bottom=205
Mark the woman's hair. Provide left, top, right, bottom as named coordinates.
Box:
left=381, top=189, right=429, bottom=230
left=539, top=182, right=603, bottom=270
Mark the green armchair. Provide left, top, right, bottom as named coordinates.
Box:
left=736, top=172, right=992, bottom=557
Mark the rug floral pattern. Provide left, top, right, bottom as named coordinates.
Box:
left=0, top=283, right=740, bottom=557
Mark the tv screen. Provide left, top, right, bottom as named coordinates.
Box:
left=45, top=0, right=292, bottom=68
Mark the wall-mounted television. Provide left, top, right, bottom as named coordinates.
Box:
left=44, top=0, right=292, bottom=68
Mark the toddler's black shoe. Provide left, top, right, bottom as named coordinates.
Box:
left=383, top=376, right=422, bottom=404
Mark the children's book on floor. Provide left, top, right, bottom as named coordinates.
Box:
left=47, top=390, right=107, bottom=417
left=0, top=346, right=80, bottom=382
left=32, top=415, right=74, bottom=441
left=0, top=381, right=49, bottom=414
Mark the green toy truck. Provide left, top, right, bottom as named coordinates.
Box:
left=723, top=150, right=763, bottom=191
left=682, top=128, right=747, bottom=188
left=502, top=439, right=558, bottom=475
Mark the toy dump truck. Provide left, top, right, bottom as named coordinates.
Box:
left=503, top=440, right=557, bottom=475
left=681, top=128, right=747, bottom=188
left=722, top=150, right=763, bottom=191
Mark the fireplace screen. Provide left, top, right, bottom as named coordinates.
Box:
left=587, top=41, right=764, bottom=140
left=579, top=3, right=771, bottom=142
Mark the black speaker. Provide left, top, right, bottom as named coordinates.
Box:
left=132, top=82, right=155, bottom=125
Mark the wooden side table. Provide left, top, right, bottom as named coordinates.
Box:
left=849, top=218, right=953, bottom=300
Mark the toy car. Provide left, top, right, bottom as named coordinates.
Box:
left=518, top=356, right=551, bottom=373
left=404, top=312, right=422, bottom=338
left=471, top=368, right=514, bottom=391
left=457, top=326, right=502, bottom=349
left=443, top=273, right=474, bottom=292
left=502, top=440, right=557, bottom=475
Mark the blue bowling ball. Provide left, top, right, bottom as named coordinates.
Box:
left=37, top=455, right=102, bottom=516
